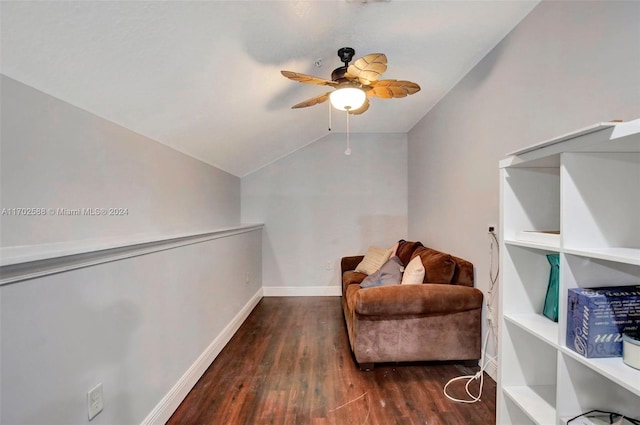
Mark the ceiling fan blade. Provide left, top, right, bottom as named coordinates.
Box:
left=291, top=92, right=331, bottom=109
left=345, top=53, right=388, bottom=85
left=281, top=70, right=337, bottom=86
left=348, top=97, right=370, bottom=115
left=368, top=80, right=421, bottom=99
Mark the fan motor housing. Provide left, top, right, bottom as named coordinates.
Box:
left=331, top=66, right=348, bottom=82
left=333, top=47, right=356, bottom=82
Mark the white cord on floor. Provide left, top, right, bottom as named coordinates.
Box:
left=443, top=327, right=496, bottom=403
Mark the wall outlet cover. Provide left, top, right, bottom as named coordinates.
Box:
left=87, top=383, right=104, bottom=420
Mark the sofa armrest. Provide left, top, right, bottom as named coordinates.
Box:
left=354, top=284, right=483, bottom=317
left=341, top=256, right=364, bottom=274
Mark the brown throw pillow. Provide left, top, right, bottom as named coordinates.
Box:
left=395, top=240, right=424, bottom=266
left=410, top=247, right=456, bottom=284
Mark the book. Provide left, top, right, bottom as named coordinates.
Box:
left=567, top=286, right=640, bottom=358
left=516, top=230, right=560, bottom=246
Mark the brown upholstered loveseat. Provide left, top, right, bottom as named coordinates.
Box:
left=341, top=240, right=483, bottom=370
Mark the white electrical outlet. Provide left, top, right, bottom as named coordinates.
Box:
left=325, top=261, right=333, bottom=270
left=87, top=383, right=104, bottom=420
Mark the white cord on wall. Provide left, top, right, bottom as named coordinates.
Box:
left=487, top=229, right=499, bottom=344
left=443, top=228, right=499, bottom=403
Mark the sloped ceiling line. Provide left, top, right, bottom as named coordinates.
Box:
left=0, top=1, right=538, bottom=177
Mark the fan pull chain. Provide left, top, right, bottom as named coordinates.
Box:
left=328, top=100, right=332, bottom=131
left=344, top=110, right=351, bottom=156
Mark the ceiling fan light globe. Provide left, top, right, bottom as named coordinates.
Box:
left=329, top=87, right=366, bottom=111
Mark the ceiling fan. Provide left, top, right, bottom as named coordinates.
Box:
left=281, top=47, right=421, bottom=115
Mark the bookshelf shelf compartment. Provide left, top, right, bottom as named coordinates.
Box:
left=560, top=347, right=640, bottom=398
left=557, top=353, right=640, bottom=421
left=498, top=119, right=640, bottom=425
left=503, top=385, right=557, bottom=425
left=504, top=314, right=558, bottom=347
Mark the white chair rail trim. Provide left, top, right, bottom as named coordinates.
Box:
left=0, top=224, right=264, bottom=285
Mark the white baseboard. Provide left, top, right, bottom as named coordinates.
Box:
left=262, top=286, right=341, bottom=297
left=484, top=357, right=498, bottom=381
left=141, top=287, right=263, bottom=425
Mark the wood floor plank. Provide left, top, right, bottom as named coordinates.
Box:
left=167, top=297, right=496, bottom=425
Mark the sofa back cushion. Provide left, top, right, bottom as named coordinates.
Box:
left=410, top=247, right=456, bottom=284
left=395, top=240, right=424, bottom=266
left=451, top=255, right=475, bottom=287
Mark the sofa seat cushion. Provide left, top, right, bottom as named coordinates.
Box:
left=354, top=284, right=483, bottom=317
left=410, top=247, right=456, bottom=284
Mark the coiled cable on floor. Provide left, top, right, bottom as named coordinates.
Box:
left=443, top=328, right=496, bottom=403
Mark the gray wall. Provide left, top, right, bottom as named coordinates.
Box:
left=407, top=0, right=640, bottom=374
left=1, top=75, right=240, bottom=247
left=1, top=232, right=262, bottom=425
left=0, top=76, right=261, bottom=424
left=242, top=132, right=408, bottom=291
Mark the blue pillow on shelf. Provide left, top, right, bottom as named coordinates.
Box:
left=360, top=256, right=404, bottom=288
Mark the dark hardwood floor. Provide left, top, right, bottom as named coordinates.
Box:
left=168, top=297, right=496, bottom=425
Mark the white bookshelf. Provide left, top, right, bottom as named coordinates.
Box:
left=498, top=119, right=640, bottom=424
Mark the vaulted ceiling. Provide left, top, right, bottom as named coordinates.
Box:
left=1, top=1, right=537, bottom=177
